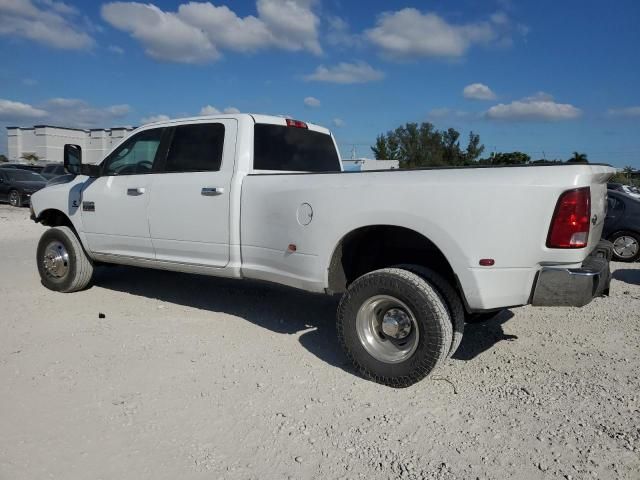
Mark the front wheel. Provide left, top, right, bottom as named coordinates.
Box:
left=609, top=231, right=640, bottom=262
left=8, top=189, right=21, bottom=207
left=337, top=268, right=452, bottom=388
left=37, top=226, right=94, bottom=292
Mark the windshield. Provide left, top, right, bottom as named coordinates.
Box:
left=5, top=169, right=46, bottom=182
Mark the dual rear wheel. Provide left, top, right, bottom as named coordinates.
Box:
left=337, top=267, right=464, bottom=388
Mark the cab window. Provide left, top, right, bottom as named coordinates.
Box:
left=103, top=128, right=164, bottom=176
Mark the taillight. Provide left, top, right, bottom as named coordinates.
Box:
left=286, top=119, right=308, bottom=129
left=547, top=187, right=591, bottom=248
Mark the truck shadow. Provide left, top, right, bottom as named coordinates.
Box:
left=612, top=268, right=640, bottom=286
left=452, top=310, right=517, bottom=361
left=93, top=266, right=515, bottom=374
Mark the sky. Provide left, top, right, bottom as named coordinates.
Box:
left=0, top=0, right=639, bottom=167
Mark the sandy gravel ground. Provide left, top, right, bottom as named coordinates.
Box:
left=0, top=204, right=639, bottom=480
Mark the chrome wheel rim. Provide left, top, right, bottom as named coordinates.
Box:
left=42, top=241, right=70, bottom=279
left=613, top=235, right=639, bottom=259
left=355, top=295, right=419, bottom=364
left=9, top=191, right=19, bottom=206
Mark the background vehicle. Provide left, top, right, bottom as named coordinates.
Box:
left=604, top=190, right=640, bottom=262
left=0, top=169, right=47, bottom=207
left=608, top=182, right=640, bottom=200
left=29, top=114, right=615, bottom=387
left=40, top=163, right=66, bottom=180
left=0, top=163, right=44, bottom=173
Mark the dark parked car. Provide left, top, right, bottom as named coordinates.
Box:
left=0, top=162, right=44, bottom=173
left=0, top=168, right=47, bottom=207
left=604, top=190, right=640, bottom=262
left=40, top=163, right=66, bottom=180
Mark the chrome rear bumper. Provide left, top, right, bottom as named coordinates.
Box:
left=531, top=241, right=612, bottom=307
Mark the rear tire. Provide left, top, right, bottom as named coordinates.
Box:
left=395, top=264, right=464, bottom=357
left=337, top=268, right=452, bottom=388
left=37, top=226, right=94, bottom=292
left=609, top=231, right=640, bottom=262
left=8, top=189, right=21, bottom=207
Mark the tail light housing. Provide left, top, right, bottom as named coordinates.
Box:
left=286, top=119, right=308, bottom=129
left=546, top=187, right=591, bottom=248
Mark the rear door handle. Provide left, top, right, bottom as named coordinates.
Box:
left=127, top=188, right=145, bottom=196
left=201, top=187, right=224, bottom=196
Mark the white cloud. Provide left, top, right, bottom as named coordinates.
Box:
left=304, top=61, right=384, bottom=84
left=0, top=99, right=48, bottom=120
left=364, top=8, right=527, bottom=60
left=108, top=45, right=124, bottom=54
left=365, top=9, right=495, bottom=59
left=332, top=118, right=345, bottom=128
left=304, top=96, right=321, bottom=108
left=427, top=108, right=472, bottom=120
left=606, top=106, right=640, bottom=118
left=199, top=105, right=240, bottom=115
left=0, top=97, right=131, bottom=127
left=141, top=114, right=170, bottom=124
left=486, top=93, right=581, bottom=121
left=0, top=0, right=94, bottom=50
left=327, top=16, right=361, bottom=48
left=101, top=0, right=321, bottom=64
left=463, top=83, right=496, bottom=100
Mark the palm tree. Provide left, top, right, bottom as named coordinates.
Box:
left=568, top=151, right=588, bottom=163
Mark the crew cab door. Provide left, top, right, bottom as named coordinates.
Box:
left=81, top=127, right=166, bottom=258
left=146, top=120, right=236, bottom=267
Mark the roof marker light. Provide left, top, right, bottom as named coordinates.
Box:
left=286, top=119, right=308, bottom=129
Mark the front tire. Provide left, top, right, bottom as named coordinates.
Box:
left=8, top=189, right=21, bottom=207
left=337, top=268, right=452, bottom=388
left=37, top=226, right=94, bottom=292
left=609, top=231, right=640, bottom=262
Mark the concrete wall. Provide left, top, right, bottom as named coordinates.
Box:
left=6, top=125, right=134, bottom=165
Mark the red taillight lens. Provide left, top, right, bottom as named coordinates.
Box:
left=286, top=119, right=308, bottom=129
left=547, top=187, right=591, bottom=248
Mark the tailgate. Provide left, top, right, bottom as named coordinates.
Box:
left=585, top=166, right=615, bottom=252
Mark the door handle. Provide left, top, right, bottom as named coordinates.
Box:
left=127, top=188, right=145, bottom=196
left=201, top=187, right=224, bottom=196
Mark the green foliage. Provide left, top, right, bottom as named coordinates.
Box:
left=567, top=152, right=588, bottom=163
left=478, top=151, right=531, bottom=165
left=0, top=154, right=7, bottom=163
left=20, top=153, right=40, bottom=164
left=371, top=122, right=485, bottom=168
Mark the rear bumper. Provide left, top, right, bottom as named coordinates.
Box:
left=531, top=241, right=612, bottom=307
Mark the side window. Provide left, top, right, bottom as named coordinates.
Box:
left=164, top=123, right=225, bottom=173
left=103, top=128, right=164, bottom=176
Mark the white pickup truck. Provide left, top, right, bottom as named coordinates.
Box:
left=30, top=113, right=615, bottom=387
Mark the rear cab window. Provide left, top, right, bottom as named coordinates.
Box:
left=253, top=123, right=341, bottom=172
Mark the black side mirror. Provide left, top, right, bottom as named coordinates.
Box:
left=80, top=164, right=101, bottom=177
left=63, top=144, right=82, bottom=175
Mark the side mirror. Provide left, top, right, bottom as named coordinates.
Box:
left=63, top=144, right=82, bottom=175
left=80, top=164, right=101, bottom=177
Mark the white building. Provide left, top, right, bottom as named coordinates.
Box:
left=7, top=125, right=134, bottom=165
left=342, top=158, right=400, bottom=171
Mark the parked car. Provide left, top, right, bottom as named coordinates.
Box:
left=604, top=190, right=640, bottom=262
left=0, top=163, right=44, bottom=173
left=30, top=113, right=615, bottom=387
left=0, top=168, right=47, bottom=207
left=608, top=182, right=640, bottom=200
left=40, top=163, right=66, bottom=180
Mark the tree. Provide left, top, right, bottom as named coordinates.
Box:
left=622, top=165, right=635, bottom=184
left=20, top=153, right=40, bottom=164
left=481, top=152, right=531, bottom=165
left=464, top=131, right=484, bottom=164
left=371, top=122, right=484, bottom=168
left=0, top=154, right=7, bottom=163
left=567, top=151, right=588, bottom=163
